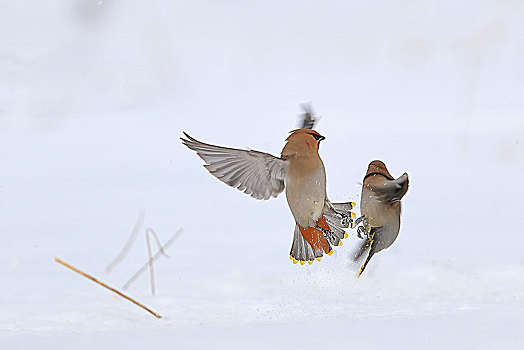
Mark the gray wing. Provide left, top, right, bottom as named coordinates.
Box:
left=324, top=198, right=355, bottom=229
left=181, top=132, right=289, bottom=200
left=368, top=173, right=409, bottom=203
left=298, top=102, right=320, bottom=129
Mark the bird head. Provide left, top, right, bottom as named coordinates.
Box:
left=365, top=160, right=394, bottom=180
left=284, top=128, right=325, bottom=155
left=281, top=103, right=325, bottom=157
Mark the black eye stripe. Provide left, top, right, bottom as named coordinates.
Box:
left=308, top=132, right=323, bottom=141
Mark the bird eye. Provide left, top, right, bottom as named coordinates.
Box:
left=309, top=133, right=324, bottom=141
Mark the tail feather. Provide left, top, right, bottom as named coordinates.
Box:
left=318, top=215, right=342, bottom=247
left=352, top=238, right=371, bottom=262
left=289, top=208, right=354, bottom=265
left=290, top=224, right=323, bottom=264
left=358, top=230, right=377, bottom=277
left=299, top=223, right=331, bottom=254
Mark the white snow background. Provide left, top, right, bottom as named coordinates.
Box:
left=1, top=0, right=523, bottom=348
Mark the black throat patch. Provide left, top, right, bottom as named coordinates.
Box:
left=363, top=172, right=394, bottom=181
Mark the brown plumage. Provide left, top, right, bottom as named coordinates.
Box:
left=355, top=160, right=409, bottom=276
left=181, top=107, right=354, bottom=265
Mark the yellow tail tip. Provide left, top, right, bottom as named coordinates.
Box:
left=299, top=260, right=305, bottom=265
left=292, top=258, right=298, bottom=264
left=343, top=232, right=348, bottom=239
left=316, top=257, right=322, bottom=262
left=350, top=212, right=356, bottom=219
left=358, top=261, right=368, bottom=277
left=351, top=202, right=356, bottom=208
left=338, top=241, right=343, bottom=246
left=308, top=260, right=313, bottom=265
left=327, top=250, right=334, bottom=256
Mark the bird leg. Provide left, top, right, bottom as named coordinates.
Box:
left=315, top=225, right=334, bottom=240
left=357, top=226, right=366, bottom=239
left=355, top=216, right=372, bottom=239
left=335, top=211, right=353, bottom=227
left=353, top=216, right=364, bottom=226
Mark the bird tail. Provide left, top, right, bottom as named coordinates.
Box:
left=289, top=224, right=324, bottom=265
left=352, top=238, right=371, bottom=262
left=358, top=230, right=378, bottom=277
left=289, top=211, right=353, bottom=265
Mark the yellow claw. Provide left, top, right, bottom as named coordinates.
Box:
left=316, top=257, right=322, bottom=262
left=327, top=250, right=334, bottom=256
left=299, top=260, right=305, bottom=266
left=308, top=260, right=313, bottom=265
left=343, top=232, right=348, bottom=239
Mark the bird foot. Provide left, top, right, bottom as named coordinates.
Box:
left=315, top=225, right=335, bottom=240
left=353, top=216, right=364, bottom=226
left=341, top=212, right=354, bottom=227
left=356, top=223, right=373, bottom=240
left=334, top=210, right=355, bottom=228
left=356, top=226, right=366, bottom=239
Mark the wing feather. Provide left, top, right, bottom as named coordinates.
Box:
left=367, top=173, right=409, bottom=203
left=181, top=132, right=288, bottom=200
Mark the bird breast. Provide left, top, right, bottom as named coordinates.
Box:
left=284, top=157, right=326, bottom=228
left=360, top=187, right=401, bottom=252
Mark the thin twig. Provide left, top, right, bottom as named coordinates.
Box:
left=122, top=228, right=183, bottom=291
left=145, top=228, right=155, bottom=296
left=144, top=227, right=170, bottom=295
left=55, top=257, right=162, bottom=319
left=106, top=209, right=145, bottom=273
left=147, top=227, right=170, bottom=258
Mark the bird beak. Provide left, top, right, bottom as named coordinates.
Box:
left=319, top=135, right=325, bottom=141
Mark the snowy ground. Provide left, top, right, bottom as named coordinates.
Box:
left=1, top=1, right=523, bottom=348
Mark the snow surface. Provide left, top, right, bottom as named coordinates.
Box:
left=1, top=0, right=523, bottom=348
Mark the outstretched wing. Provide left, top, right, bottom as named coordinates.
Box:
left=367, top=173, right=409, bottom=203
left=298, top=102, right=320, bottom=129
left=181, top=132, right=289, bottom=200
